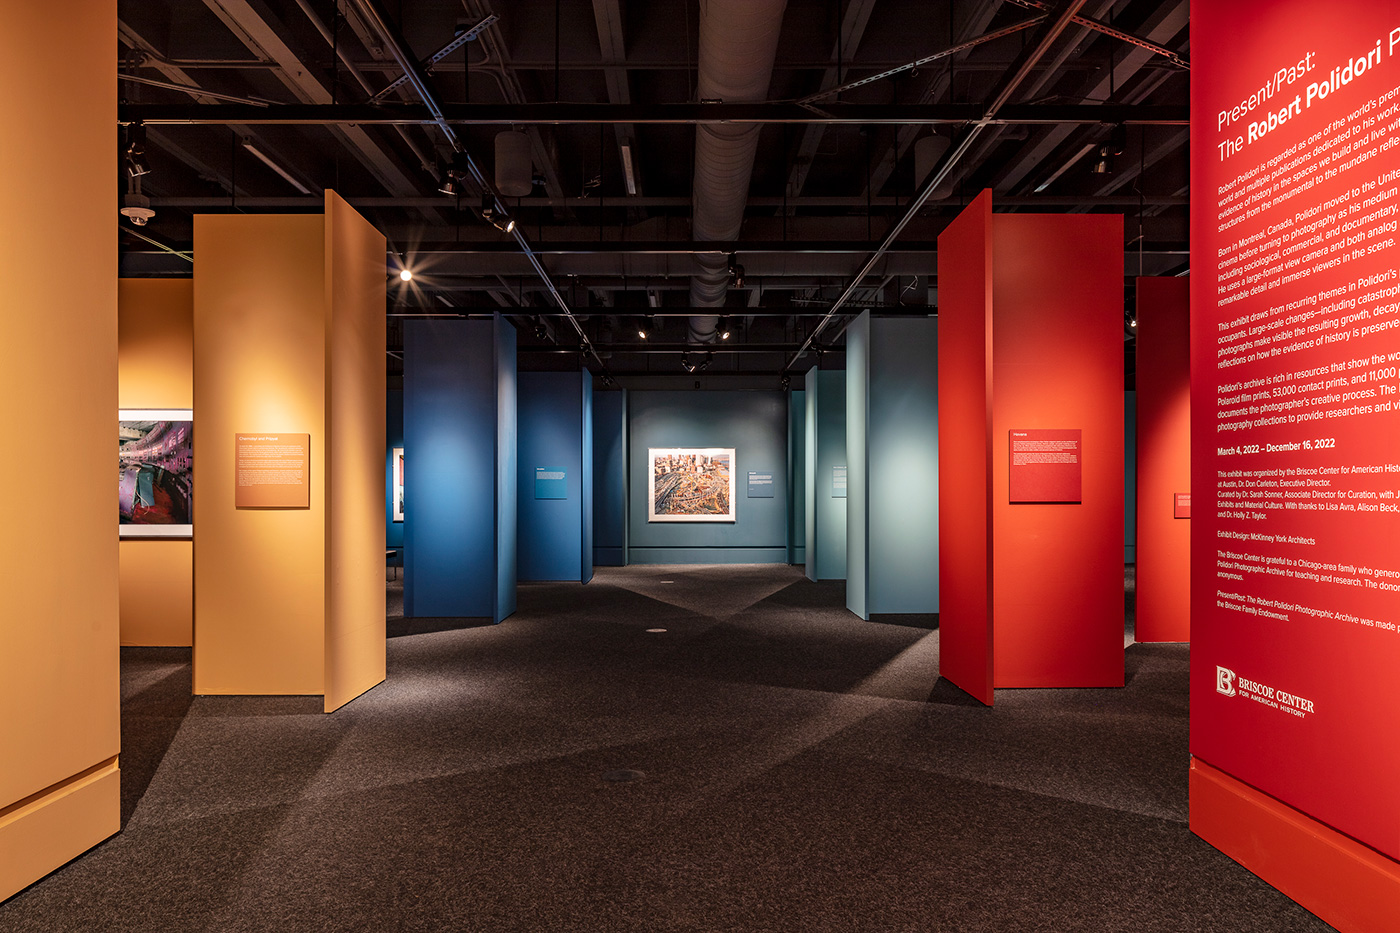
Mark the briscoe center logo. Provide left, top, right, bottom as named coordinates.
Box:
left=1216, top=666, right=1236, bottom=697
left=1214, top=664, right=1315, bottom=719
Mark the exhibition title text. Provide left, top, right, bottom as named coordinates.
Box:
left=1216, top=32, right=1400, bottom=162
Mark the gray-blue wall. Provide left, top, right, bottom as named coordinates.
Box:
left=628, top=390, right=787, bottom=563
left=847, top=313, right=939, bottom=618
left=787, top=389, right=806, bottom=565
left=593, top=389, right=627, bottom=565
left=805, top=370, right=847, bottom=581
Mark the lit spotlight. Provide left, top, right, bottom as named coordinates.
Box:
left=400, top=268, right=413, bottom=282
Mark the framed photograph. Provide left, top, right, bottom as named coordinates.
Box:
left=119, top=409, right=193, bottom=538
left=647, top=447, right=735, bottom=522
left=392, top=446, right=405, bottom=522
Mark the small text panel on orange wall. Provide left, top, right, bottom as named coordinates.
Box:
left=234, top=434, right=310, bottom=508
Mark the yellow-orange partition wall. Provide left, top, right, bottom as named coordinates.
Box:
left=324, top=193, right=388, bottom=712
left=0, top=0, right=120, bottom=901
left=193, top=197, right=385, bottom=705
left=118, top=279, right=195, bottom=646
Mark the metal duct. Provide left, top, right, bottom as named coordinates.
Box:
left=687, top=0, right=789, bottom=342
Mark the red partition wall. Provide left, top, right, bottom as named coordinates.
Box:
left=938, top=191, right=994, bottom=705
left=1136, top=277, right=1191, bottom=643
left=939, top=194, right=1124, bottom=702
left=1191, top=1, right=1400, bottom=925
left=991, top=213, right=1125, bottom=688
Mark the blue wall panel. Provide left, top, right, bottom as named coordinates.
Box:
left=628, top=390, right=787, bottom=564
left=592, top=389, right=627, bottom=566
left=866, top=316, right=939, bottom=615
left=846, top=319, right=868, bottom=614
left=403, top=318, right=514, bottom=620
left=386, top=388, right=404, bottom=551
left=787, top=389, right=806, bottom=565
left=517, top=372, right=593, bottom=582
left=805, top=370, right=847, bottom=581
left=580, top=376, right=594, bottom=583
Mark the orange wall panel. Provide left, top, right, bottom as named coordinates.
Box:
left=324, top=193, right=387, bottom=712
left=991, top=214, right=1125, bottom=688
left=193, top=215, right=327, bottom=695
left=1134, top=277, right=1190, bottom=643
left=0, top=0, right=120, bottom=900
left=118, top=279, right=195, bottom=646
left=936, top=191, right=995, bottom=704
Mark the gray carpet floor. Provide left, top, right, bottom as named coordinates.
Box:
left=1, top=564, right=1336, bottom=932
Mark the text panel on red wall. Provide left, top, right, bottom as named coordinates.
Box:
left=1192, top=0, right=1400, bottom=858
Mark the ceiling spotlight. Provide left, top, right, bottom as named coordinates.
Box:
left=120, top=190, right=155, bottom=226
left=533, top=318, right=548, bottom=340
left=1129, top=317, right=1138, bottom=329
left=125, top=122, right=151, bottom=178
left=439, top=172, right=462, bottom=197
left=699, top=352, right=714, bottom=372
left=681, top=353, right=694, bottom=373
left=1092, top=145, right=1114, bottom=175
left=718, top=316, right=731, bottom=340
left=638, top=315, right=653, bottom=340
left=727, top=254, right=745, bottom=289
left=399, top=268, right=413, bottom=282
left=481, top=194, right=516, bottom=233
left=780, top=374, right=791, bottom=391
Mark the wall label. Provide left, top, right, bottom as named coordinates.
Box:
left=832, top=465, right=847, bottom=498
left=1008, top=429, right=1082, bottom=503
left=234, top=433, right=310, bottom=508
left=747, top=471, right=775, bottom=498
left=535, top=467, right=567, bottom=499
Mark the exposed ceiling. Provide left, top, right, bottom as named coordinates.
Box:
left=117, top=0, right=1190, bottom=388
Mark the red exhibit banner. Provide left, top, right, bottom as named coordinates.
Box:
left=1008, top=429, right=1081, bottom=502
left=1193, top=0, right=1400, bottom=861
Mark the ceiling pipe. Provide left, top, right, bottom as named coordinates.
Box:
left=346, top=0, right=609, bottom=374
left=783, top=0, right=1091, bottom=373
left=687, top=0, right=789, bottom=343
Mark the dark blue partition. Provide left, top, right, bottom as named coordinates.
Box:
left=805, top=370, right=847, bottom=581
left=592, top=389, right=627, bottom=566
left=628, top=390, right=787, bottom=564
left=518, top=371, right=594, bottom=583
left=403, top=317, right=516, bottom=621
left=847, top=313, right=939, bottom=619
left=787, top=389, right=806, bottom=565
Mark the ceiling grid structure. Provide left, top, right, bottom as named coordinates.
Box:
left=114, top=0, right=1190, bottom=385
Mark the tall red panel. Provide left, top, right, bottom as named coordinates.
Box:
left=991, top=214, right=1125, bottom=688
left=1136, top=277, right=1192, bottom=642
left=938, top=191, right=995, bottom=705
left=939, top=195, right=1124, bottom=701
left=1192, top=0, right=1400, bottom=917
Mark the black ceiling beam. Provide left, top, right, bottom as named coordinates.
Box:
left=117, top=102, right=1187, bottom=126
left=147, top=194, right=1188, bottom=210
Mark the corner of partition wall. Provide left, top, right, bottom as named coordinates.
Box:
left=936, top=191, right=995, bottom=705
left=494, top=314, right=518, bottom=624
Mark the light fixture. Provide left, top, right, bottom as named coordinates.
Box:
left=481, top=194, right=516, bottom=233
left=439, top=153, right=469, bottom=197
left=681, top=353, right=693, bottom=373
left=242, top=139, right=312, bottom=194
left=399, top=268, right=413, bottom=282
left=638, top=315, right=653, bottom=340
left=125, top=122, right=151, bottom=178
left=121, top=190, right=155, bottom=226
left=1091, top=145, right=1114, bottom=175
left=780, top=374, right=791, bottom=391
left=718, top=316, right=731, bottom=340
left=1129, top=316, right=1138, bottom=329
left=727, top=254, right=745, bottom=289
